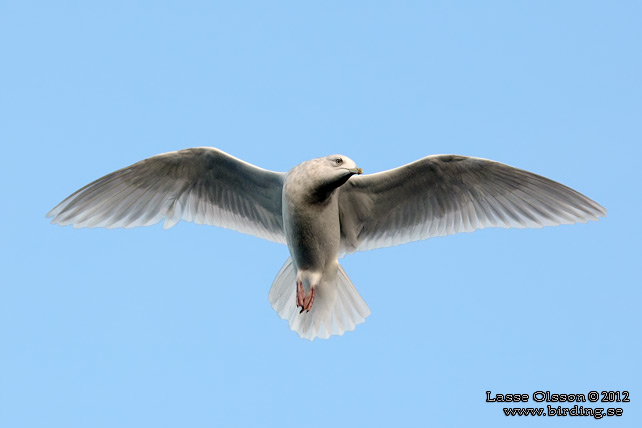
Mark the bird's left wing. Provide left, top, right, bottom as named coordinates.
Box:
left=338, top=155, right=606, bottom=254
left=47, top=147, right=287, bottom=244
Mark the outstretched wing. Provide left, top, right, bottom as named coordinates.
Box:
left=47, top=147, right=286, bottom=244
left=338, top=155, right=606, bottom=254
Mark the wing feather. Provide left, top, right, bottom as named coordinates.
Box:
left=48, top=147, right=286, bottom=243
left=338, top=155, right=606, bottom=254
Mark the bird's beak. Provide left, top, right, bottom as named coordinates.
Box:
left=347, top=167, right=363, bottom=175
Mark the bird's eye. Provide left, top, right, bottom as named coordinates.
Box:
left=335, top=158, right=343, bottom=165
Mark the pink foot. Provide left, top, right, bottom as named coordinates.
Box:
left=296, top=280, right=315, bottom=313
left=296, top=280, right=305, bottom=310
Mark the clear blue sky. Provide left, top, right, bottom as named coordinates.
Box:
left=1, top=1, right=640, bottom=427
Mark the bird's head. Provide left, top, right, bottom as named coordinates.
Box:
left=325, top=155, right=363, bottom=178
left=288, top=155, right=363, bottom=202
left=310, top=155, right=362, bottom=191
left=313, top=154, right=362, bottom=200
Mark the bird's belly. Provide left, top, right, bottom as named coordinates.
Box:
left=283, top=204, right=340, bottom=273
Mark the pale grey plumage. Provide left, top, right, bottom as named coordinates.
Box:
left=338, top=154, right=606, bottom=254
left=47, top=147, right=606, bottom=340
left=47, top=147, right=286, bottom=243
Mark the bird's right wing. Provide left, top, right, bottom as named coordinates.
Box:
left=338, top=154, right=606, bottom=254
left=47, top=147, right=287, bottom=244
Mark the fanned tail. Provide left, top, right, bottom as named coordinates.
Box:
left=268, top=258, right=370, bottom=340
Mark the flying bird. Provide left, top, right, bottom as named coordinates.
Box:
left=47, top=148, right=606, bottom=340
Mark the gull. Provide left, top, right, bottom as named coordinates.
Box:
left=47, top=148, right=606, bottom=340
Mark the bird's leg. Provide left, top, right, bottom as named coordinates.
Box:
left=296, top=279, right=305, bottom=312
left=296, top=279, right=316, bottom=314
left=302, top=287, right=315, bottom=313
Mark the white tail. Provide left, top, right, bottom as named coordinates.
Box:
left=268, top=258, right=370, bottom=340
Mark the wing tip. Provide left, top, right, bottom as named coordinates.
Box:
left=46, top=205, right=62, bottom=219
